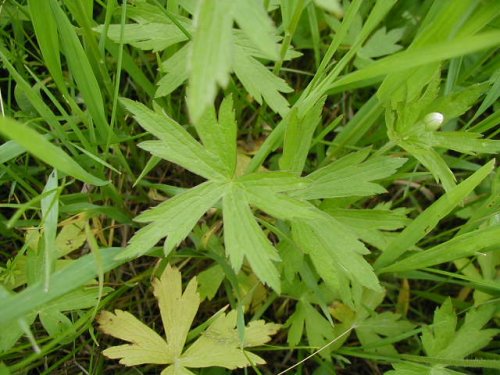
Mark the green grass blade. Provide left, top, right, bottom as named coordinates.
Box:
left=374, top=160, right=495, bottom=270
left=0, top=117, right=107, bottom=186
left=0, top=248, right=124, bottom=325
left=49, top=0, right=111, bottom=142
left=329, top=31, right=500, bottom=91
left=40, top=170, right=58, bottom=292
left=380, top=225, right=500, bottom=274
left=27, top=0, right=66, bottom=95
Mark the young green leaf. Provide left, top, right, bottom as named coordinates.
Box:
left=95, top=23, right=189, bottom=52
left=120, top=98, right=227, bottom=179
left=422, top=298, right=498, bottom=359
left=187, top=0, right=234, bottom=122
left=292, top=215, right=381, bottom=298
left=358, top=26, right=404, bottom=59
left=223, top=184, right=281, bottom=292
left=233, top=0, right=279, bottom=60
left=280, top=98, right=325, bottom=174
left=233, top=43, right=292, bottom=116
left=118, top=181, right=225, bottom=259
left=294, top=149, right=406, bottom=199
left=193, top=96, right=237, bottom=176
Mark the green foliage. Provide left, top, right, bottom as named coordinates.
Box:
left=0, top=0, right=499, bottom=373
left=388, top=298, right=499, bottom=374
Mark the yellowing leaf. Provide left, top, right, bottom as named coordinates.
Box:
left=98, top=266, right=279, bottom=373
left=98, top=310, right=172, bottom=365
left=153, top=265, right=200, bottom=358
left=180, top=310, right=277, bottom=369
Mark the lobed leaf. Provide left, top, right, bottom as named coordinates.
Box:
left=153, top=265, right=200, bottom=359
left=119, top=181, right=225, bottom=259
left=187, top=0, right=235, bottom=122
left=96, top=23, right=188, bottom=52
left=233, top=0, right=279, bottom=60
left=120, top=98, right=226, bottom=179
left=233, top=44, right=292, bottom=116
left=98, top=310, right=172, bottom=365
left=222, top=184, right=281, bottom=292
left=295, top=150, right=406, bottom=199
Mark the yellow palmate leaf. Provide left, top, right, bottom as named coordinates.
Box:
left=98, top=310, right=172, bottom=365
left=153, top=265, right=200, bottom=358
left=98, top=266, right=279, bottom=372
left=180, top=310, right=278, bottom=369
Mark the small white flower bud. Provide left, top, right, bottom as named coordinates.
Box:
left=423, top=112, right=444, bottom=130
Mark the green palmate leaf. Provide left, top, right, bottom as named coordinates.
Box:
left=118, top=181, right=225, bottom=259
left=96, top=22, right=189, bottom=52
left=98, top=266, right=279, bottom=373
left=387, top=299, right=499, bottom=374
left=120, top=98, right=227, bottom=179
left=0, top=117, right=107, bottom=186
left=233, top=0, right=279, bottom=60
left=280, top=98, right=325, bottom=174
left=99, top=1, right=293, bottom=117
left=286, top=300, right=334, bottom=349
left=223, top=184, right=281, bottom=292
left=187, top=0, right=234, bottom=122
left=294, top=149, right=406, bottom=199
left=193, top=96, right=237, bottom=176
left=233, top=43, right=292, bottom=116
left=323, top=207, right=410, bottom=251
left=422, top=299, right=498, bottom=359
left=358, top=26, right=404, bottom=59
left=154, top=41, right=294, bottom=113
left=292, top=214, right=381, bottom=302
left=156, top=44, right=190, bottom=97
left=375, top=160, right=495, bottom=269
left=431, top=132, right=500, bottom=155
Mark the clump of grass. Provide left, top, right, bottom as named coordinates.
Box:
left=0, top=1, right=499, bottom=374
